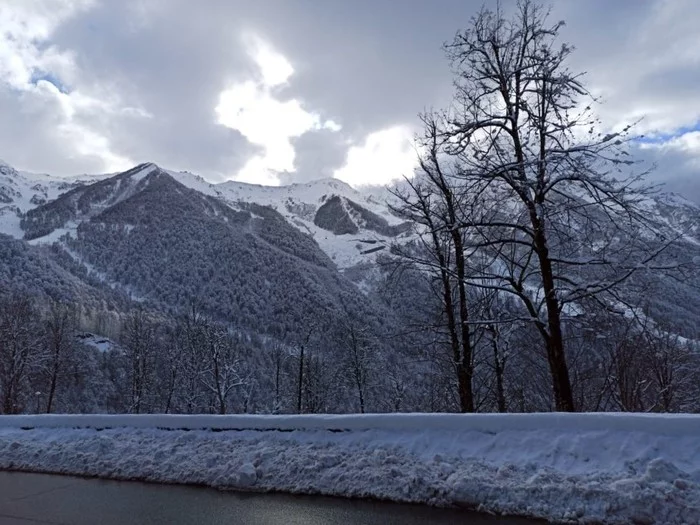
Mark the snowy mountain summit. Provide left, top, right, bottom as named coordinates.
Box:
left=2, top=159, right=700, bottom=342
left=1, top=161, right=410, bottom=270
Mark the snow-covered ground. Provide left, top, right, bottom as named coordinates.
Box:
left=0, top=413, right=697, bottom=524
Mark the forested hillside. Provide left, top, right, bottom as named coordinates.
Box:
left=4, top=14, right=700, bottom=416
left=2, top=130, right=700, bottom=418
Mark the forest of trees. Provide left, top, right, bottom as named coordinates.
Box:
left=1, top=272, right=699, bottom=416
left=1, top=2, right=699, bottom=416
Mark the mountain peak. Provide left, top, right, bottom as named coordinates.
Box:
left=657, top=191, right=700, bottom=210
left=124, top=162, right=159, bottom=178
left=0, top=159, right=17, bottom=175
left=292, top=177, right=354, bottom=191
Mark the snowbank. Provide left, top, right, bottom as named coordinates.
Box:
left=3, top=411, right=699, bottom=434
left=0, top=413, right=698, bottom=524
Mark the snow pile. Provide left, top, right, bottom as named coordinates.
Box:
left=0, top=413, right=698, bottom=524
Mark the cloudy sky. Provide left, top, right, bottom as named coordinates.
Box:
left=0, top=0, right=698, bottom=197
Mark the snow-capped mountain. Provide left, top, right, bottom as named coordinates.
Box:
left=2, top=161, right=411, bottom=270
left=166, top=168, right=411, bottom=268
left=1, top=161, right=402, bottom=342
left=0, top=161, right=79, bottom=238
left=0, top=160, right=115, bottom=238
left=2, top=159, right=700, bottom=341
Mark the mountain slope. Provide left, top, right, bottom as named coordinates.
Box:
left=17, top=164, right=389, bottom=340
left=168, top=171, right=412, bottom=268
left=3, top=159, right=700, bottom=341
left=0, top=161, right=84, bottom=238
left=0, top=233, right=129, bottom=310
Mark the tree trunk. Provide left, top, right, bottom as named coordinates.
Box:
left=533, top=222, right=575, bottom=412
left=489, top=325, right=507, bottom=413
left=357, top=382, right=365, bottom=414
left=432, top=229, right=469, bottom=412
left=297, top=344, right=305, bottom=413
left=46, top=338, right=61, bottom=414
left=164, top=368, right=176, bottom=414
left=46, top=368, right=58, bottom=414
left=274, top=353, right=281, bottom=411
left=452, top=229, right=475, bottom=413
left=2, top=383, right=14, bottom=414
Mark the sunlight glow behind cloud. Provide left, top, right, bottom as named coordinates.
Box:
left=244, top=34, right=295, bottom=88
left=216, top=35, right=340, bottom=185
left=334, top=126, right=416, bottom=186
left=1, top=1, right=696, bottom=196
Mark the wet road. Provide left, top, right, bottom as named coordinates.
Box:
left=0, top=471, right=542, bottom=524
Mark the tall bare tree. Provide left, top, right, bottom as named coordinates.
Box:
left=400, top=1, right=671, bottom=411
left=200, top=324, right=244, bottom=415
left=0, top=295, right=41, bottom=414
left=335, top=301, right=378, bottom=414
left=390, top=130, right=476, bottom=412
left=122, top=309, right=155, bottom=414
left=44, top=301, right=77, bottom=413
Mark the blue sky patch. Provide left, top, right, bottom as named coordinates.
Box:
left=29, top=71, right=69, bottom=94
left=635, top=122, right=700, bottom=145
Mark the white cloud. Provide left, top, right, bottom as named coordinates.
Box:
left=642, top=131, right=700, bottom=157
left=324, top=119, right=342, bottom=133
left=35, top=80, right=132, bottom=171
left=243, top=34, right=295, bottom=88
left=0, top=0, right=90, bottom=88
left=334, top=126, right=416, bottom=186
left=0, top=0, right=147, bottom=173
left=562, top=0, right=700, bottom=138
left=216, top=35, right=340, bottom=185
left=666, top=132, right=700, bottom=154
left=0, top=1, right=695, bottom=194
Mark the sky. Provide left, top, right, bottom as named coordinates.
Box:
left=0, top=0, right=698, bottom=198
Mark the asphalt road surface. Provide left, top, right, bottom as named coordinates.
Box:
left=0, top=471, right=543, bottom=524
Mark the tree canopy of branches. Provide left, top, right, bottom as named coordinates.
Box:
left=395, top=1, right=673, bottom=411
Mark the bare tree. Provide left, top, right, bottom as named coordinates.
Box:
left=335, top=303, right=377, bottom=414
left=178, top=301, right=208, bottom=413
left=293, top=322, right=317, bottom=414
left=302, top=352, right=333, bottom=414
left=0, top=295, right=42, bottom=414
left=482, top=298, right=515, bottom=413
left=44, top=301, right=77, bottom=413
left=390, top=135, right=476, bottom=412
left=638, top=321, right=696, bottom=413
left=404, top=1, right=672, bottom=411
left=122, top=309, right=155, bottom=414
left=269, top=342, right=289, bottom=413
left=159, top=326, right=182, bottom=414
left=200, top=324, right=244, bottom=415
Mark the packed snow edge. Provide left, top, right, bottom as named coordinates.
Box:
left=1, top=412, right=699, bottom=436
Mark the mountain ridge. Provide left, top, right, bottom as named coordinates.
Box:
left=2, top=161, right=395, bottom=343
left=2, top=159, right=700, bottom=340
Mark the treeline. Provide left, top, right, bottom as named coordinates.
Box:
left=380, top=262, right=700, bottom=413
left=0, top=292, right=422, bottom=415
left=1, top=285, right=698, bottom=415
